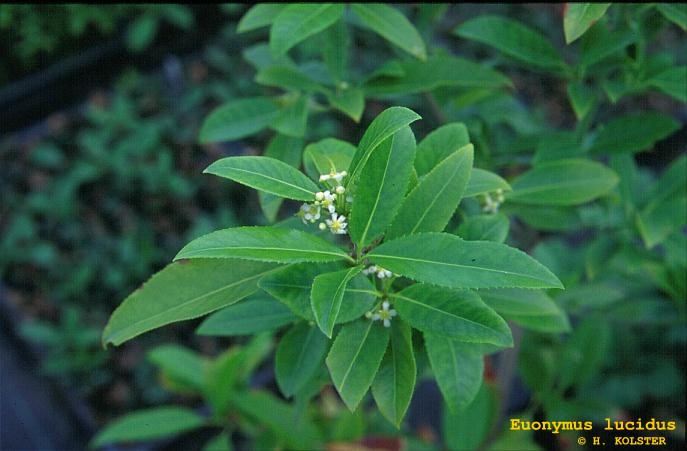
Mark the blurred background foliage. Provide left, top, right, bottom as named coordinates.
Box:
left=0, top=3, right=685, bottom=450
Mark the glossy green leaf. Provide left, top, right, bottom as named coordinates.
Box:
left=648, top=154, right=687, bottom=203
left=175, top=227, right=354, bottom=263
left=647, top=66, right=687, bottom=103
left=609, top=153, right=642, bottom=213
left=371, top=321, right=416, bottom=427
left=259, top=263, right=376, bottom=321
left=328, top=87, right=365, bottom=122
left=340, top=275, right=379, bottom=323
left=387, top=145, right=473, bottom=239
left=532, top=131, right=585, bottom=164
left=454, top=16, right=565, bottom=71
left=312, top=266, right=363, bottom=337
left=507, top=159, right=619, bottom=205
left=322, top=19, right=349, bottom=83
left=326, top=319, right=390, bottom=411
left=270, top=95, right=309, bottom=137
left=260, top=263, right=333, bottom=320
left=601, top=77, right=633, bottom=104
left=579, top=24, right=635, bottom=68
left=147, top=345, right=205, bottom=391
left=103, top=259, right=277, bottom=346
left=243, top=43, right=294, bottom=71
left=270, top=4, right=345, bottom=55
left=424, top=333, right=484, bottom=413
left=364, top=55, right=511, bottom=96
left=507, top=204, right=581, bottom=231
left=232, top=336, right=276, bottom=383
left=303, top=138, right=356, bottom=182
left=91, top=407, right=205, bottom=448
left=567, top=81, right=596, bottom=120
left=204, top=156, right=318, bottom=201
left=237, top=4, right=286, bottom=32
left=414, top=123, right=470, bottom=177
left=636, top=194, right=687, bottom=249
left=351, top=4, right=426, bottom=60
left=555, top=281, right=625, bottom=312
left=197, top=295, right=297, bottom=336
left=392, top=284, right=512, bottom=346
left=203, top=349, right=250, bottom=418
left=365, top=59, right=406, bottom=80
left=443, top=383, right=495, bottom=451
left=564, top=3, right=611, bottom=44
left=557, top=319, right=610, bottom=391
left=256, top=66, right=328, bottom=93
left=347, top=107, right=421, bottom=187
left=656, top=3, right=687, bottom=31
left=258, top=134, right=303, bottom=222
left=457, top=214, right=509, bottom=243
left=232, top=390, right=322, bottom=449
left=199, top=97, right=280, bottom=143
left=590, top=112, right=680, bottom=155
left=481, top=288, right=571, bottom=333
left=368, top=233, right=563, bottom=289
left=276, top=323, right=329, bottom=397
left=349, top=127, right=416, bottom=248
left=464, top=169, right=511, bottom=198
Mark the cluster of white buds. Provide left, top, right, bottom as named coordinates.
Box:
left=365, top=301, right=397, bottom=327
left=482, top=189, right=505, bottom=214
left=298, top=168, right=351, bottom=235
left=362, top=265, right=393, bottom=279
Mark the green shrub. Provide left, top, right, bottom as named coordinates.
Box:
left=89, top=4, right=684, bottom=449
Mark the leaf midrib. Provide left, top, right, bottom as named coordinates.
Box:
left=319, top=268, right=359, bottom=334
left=211, top=165, right=315, bottom=197
left=356, top=136, right=394, bottom=247
left=477, top=217, right=505, bottom=240
left=354, top=5, right=421, bottom=56
left=180, top=246, right=349, bottom=261
left=338, top=321, right=373, bottom=394
left=409, top=153, right=467, bottom=235
left=390, top=334, right=400, bottom=421
left=288, top=327, right=317, bottom=393
left=459, top=18, right=561, bottom=66
left=510, top=178, right=611, bottom=197
left=392, top=293, right=504, bottom=339
left=371, top=253, right=550, bottom=283
left=448, top=339, right=461, bottom=406
left=287, top=4, right=333, bottom=40
left=106, top=269, right=273, bottom=344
